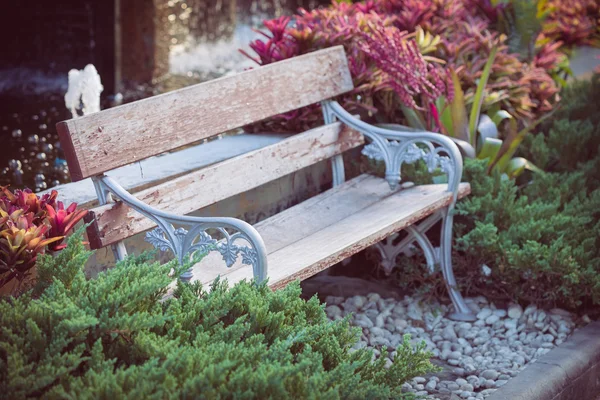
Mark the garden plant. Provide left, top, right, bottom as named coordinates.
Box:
left=1, top=0, right=599, bottom=397
left=0, top=229, right=435, bottom=398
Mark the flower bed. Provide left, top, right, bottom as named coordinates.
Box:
left=1, top=1, right=599, bottom=396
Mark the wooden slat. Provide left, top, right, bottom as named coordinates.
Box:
left=189, top=177, right=471, bottom=289
left=56, top=46, right=353, bottom=180
left=86, top=122, right=363, bottom=248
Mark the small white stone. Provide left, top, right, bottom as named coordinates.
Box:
left=426, top=380, right=437, bottom=391
left=460, top=383, right=475, bottom=392
left=524, top=304, right=537, bottom=316
left=354, top=315, right=374, bottom=329
left=407, top=303, right=423, bottom=321
left=477, top=308, right=493, bottom=320
left=413, top=377, right=426, bottom=384
left=481, top=369, right=499, bottom=380
left=481, top=264, right=492, bottom=276
left=507, top=304, right=523, bottom=319
left=485, top=315, right=500, bottom=325
left=583, top=314, right=591, bottom=324
left=495, top=379, right=508, bottom=388
left=493, top=309, right=507, bottom=318
left=394, top=318, right=408, bottom=331
left=443, top=324, right=458, bottom=341
left=504, top=318, right=518, bottom=330
left=352, top=296, right=366, bottom=309
left=537, top=311, right=547, bottom=323
left=325, top=305, right=342, bottom=318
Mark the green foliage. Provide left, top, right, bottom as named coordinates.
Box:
left=522, top=74, right=600, bottom=172
left=1, top=230, right=434, bottom=399
left=393, top=74, right=600, bottom=310
left=453, top=159, right=600, bottom=308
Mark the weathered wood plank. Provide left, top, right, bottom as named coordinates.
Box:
left=56, top=46, right=354, bottom=180
left=86, top=122, right=363, bottom=248
left=188, top=179, right=471, bottom=289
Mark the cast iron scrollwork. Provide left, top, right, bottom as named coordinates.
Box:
left=95, top=175, right=268, bottom=283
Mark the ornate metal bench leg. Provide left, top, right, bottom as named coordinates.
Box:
left=373, top=213, right=441, bottom=275
left=440, top=208, right=476, bottom=321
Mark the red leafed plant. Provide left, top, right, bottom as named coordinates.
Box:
left=358, top=23, right=450, bottom=111
left=240, top=0, right=569, bottom=134
left=545, top=0, right=600, bottom=47
left=0, top=186, right=87, bottom=293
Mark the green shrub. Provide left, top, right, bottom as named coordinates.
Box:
left=0, top=229, right=434, bottom=399
left=393, top=74, right=600, bottom=310
left=454, top=159, right=600, bottom=308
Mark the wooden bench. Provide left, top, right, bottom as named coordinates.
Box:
left=56, top=46, right=475, bottom=321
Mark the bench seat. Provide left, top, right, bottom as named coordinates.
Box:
left=186, top=175, right=470, bottom=290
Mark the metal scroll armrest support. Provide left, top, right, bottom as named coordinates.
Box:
left=91, top=175, right=268, bottom=283
left=322, top=100, right=476, bottom=321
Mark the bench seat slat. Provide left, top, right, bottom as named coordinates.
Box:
left=184, top=175, right=471, bottom=291
left=86, top=122, right=363, bottom=248
left=57, top=46, right=354, bottom=181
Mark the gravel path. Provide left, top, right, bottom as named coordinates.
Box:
left=325, top=293, right=578, bottom=399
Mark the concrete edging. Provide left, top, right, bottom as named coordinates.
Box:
left=488, top=321, right=600, bottom=400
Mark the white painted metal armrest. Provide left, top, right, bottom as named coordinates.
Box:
left=93, top=175, right=268, bottom=282
left=322, top=100, right=463, bottom=199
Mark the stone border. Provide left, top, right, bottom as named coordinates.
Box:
left=488, top=321, right=600, bottom=400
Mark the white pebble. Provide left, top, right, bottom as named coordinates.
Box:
left=477, top=308, right=493, bottom=320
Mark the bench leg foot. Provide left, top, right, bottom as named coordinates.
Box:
left=373, top=210, right=475, bottom=321
left=440, top=208, right=476, bottom=321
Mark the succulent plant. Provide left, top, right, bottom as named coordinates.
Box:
left=0, top=186, right=87, bottom=292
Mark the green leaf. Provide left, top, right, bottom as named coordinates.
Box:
left=477, top=137, right=503, bottom=162
left=400, top=105, right=426, bottom=130
left=477, top=114, right=499, bottom=153
left=505, top=157, right=543, bottom=178
left=469, top=46, right=498, bottom=146
left=435, top=96, right=453, bottom=136
left=491, top=110, right=513, bottom=127
left=449, top=69, right=470, bottom=142
left=491, top=109, right=557, bottom=172
left=451, top=137, right=476, bottom=159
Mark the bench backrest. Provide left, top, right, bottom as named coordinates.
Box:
left=56, top=46, right=354, bottom=181
left=56, top=46, right=364, bottom=249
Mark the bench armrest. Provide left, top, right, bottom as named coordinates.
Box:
left=322, top=101, right=464, bottom=202
left=94, top=175, right=268, bottom=282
